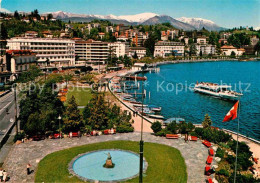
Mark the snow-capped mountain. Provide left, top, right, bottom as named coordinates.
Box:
left=117, top=13, right=158, bottom=23
left=47, top=11, right=157, bottom=23
left=42, top=11, right=225, bottom=31
left=176, top=17, right=225, bottom=31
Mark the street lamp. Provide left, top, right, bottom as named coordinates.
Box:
left=139, top=66, right=145, bottom=183
left=58, top=115, right=62, bottom=139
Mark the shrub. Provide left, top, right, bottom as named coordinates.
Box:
left=116, top=124, right=134, bottom=133
left=167, top=121, right=178, bottom=134
left=13, top=132, right=25, bottom=142
left=216, top=169, right=229, bottom=177
left=155, top=128, right=171, bottom=137
left=189, top=131, right=198, bottom=137
left=151, top=121, right=162, bottom=134
left=216, top=148, right=225, bottom=158
left=219, top=142, right=230, bottom=149
left=228, top=173, right=259, bottom=183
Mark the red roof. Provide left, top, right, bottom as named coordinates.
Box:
left=6, top=50, right=37, bottom=56
left=221, top=45, right=236, bottom=49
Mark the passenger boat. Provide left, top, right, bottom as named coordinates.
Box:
left=149, top=114, right=164, bottom=120
left=194, top=82, right=243, bottom=101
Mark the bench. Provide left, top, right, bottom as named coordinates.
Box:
left=206, top=177, right=213, bottom=183
left=166, top=134, right=179, bottom=139
left=202, top=140, right=212, bottom=148
left=69, top=132, right=79, bottom=138
left=206, top=155, right=213, bottom=165
left=190, top=136, right=198, bottom=141
left=209, top=148, right=214, bottom=156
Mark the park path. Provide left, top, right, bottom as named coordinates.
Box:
left=3, top=132, right=210, bottom=183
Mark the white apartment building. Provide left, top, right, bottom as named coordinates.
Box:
left=108, top=42, right=129, bottom=58
left=196, top=44, right=216, bottom=55
left=5, top=50, right=37, bottom=81
left=75, top=39, right=109, bottom=64
left=221, top=45, right=245, bottom=56
left=154, top=41, right=185, bottom=57
left=196, top=37, right=207, bottom=44
left=129, top=47, right=146, bottom=59
left=7, top=37, right=75, bottom=67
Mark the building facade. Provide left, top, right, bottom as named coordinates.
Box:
left=6, top=50, right=37, bottom=74
left=108, top=42, right=129, bottom=58
left=196, top=44, right=216, bottom=55
left=7, top=37, right=75, bottom=67
left=154, top=41, right=185, bottom=57
left=75, top=39, right=109, bottom=64
left=129, top=47, right=146, bottom=59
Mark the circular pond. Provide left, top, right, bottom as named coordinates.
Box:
left=69, top=149, right=147, bottom=182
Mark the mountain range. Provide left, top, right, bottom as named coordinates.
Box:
left=43, top=11, right=225, bottom=31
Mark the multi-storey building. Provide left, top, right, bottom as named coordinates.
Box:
left=154, top=41, right=185, bottom=57
left=221, top=45, right=245, bottom=56
left=196, top=36, right=207, bottom=44
left=75, top=39, right=109, bottom=64
left=108, top=42, right=129, bottom=58
left=195, top=44, right=216, bottom=55
left=129, top=47, right=146, bottom=59
left=7, top=37, right=75, bottom=67
left=5, top=50, right=37, bottom=81
left=0, top=55, right=11, bottom=83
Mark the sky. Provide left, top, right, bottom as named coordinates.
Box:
left=1, top=0, right=260, bottom=28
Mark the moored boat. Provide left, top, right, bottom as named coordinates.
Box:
left=149, top=114, right=164, bottom=120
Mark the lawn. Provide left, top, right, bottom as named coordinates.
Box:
left=35, top=141, right=187, bottom=183
left=65, top=87, right=93, bottom=106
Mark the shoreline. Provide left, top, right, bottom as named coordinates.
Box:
left=146, top=57, right=260, bottom=67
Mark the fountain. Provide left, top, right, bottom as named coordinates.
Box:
left=103, top=152, right=115, bottom=168
left=70, top=149, right=147, bottom=182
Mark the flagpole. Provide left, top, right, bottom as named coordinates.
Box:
left=233, top=100, right=240, bottom=183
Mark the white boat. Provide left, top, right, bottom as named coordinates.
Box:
left=149, top=114, right=165, bottom=120
left=133, top=104, right=148, bottom=107
left=194, top=82, right=243, bottom=101
left=149, top=105, right=162, bottom=112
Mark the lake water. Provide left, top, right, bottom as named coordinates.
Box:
left=134, top=61, right=260, bottom=140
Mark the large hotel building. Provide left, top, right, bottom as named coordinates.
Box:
left=75, top=39, right=109, bottom=64
left=6, top=37, right=75, bottom=67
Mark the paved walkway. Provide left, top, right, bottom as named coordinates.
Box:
left=3, top=133, right=211, bottom=183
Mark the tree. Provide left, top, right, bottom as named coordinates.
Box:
left=144, top=34, right=156, bottom=57
left=133, top=51, right=138, bottom=59
left=47, top=13, right=53, bottom=20
left=17, top=65, right=41, bottom=83
left=84, top=94, right=109, bottom=130
left=14, top=10, right=20, bottom=20
left=151, top=121, right=162, bottom=133
left=199, top=50, right=203, bottom=57
left=63, top=74, right=73, bottom=86
left=231, top=51, right=236, bottom=58
left=20, top=84, right=64, bottom=136
left=202, top=114, right=212, bottom=128
left=167, top=121, right=178, bottom=134
left=123, top=54, right=131, bottom=67
left=63, top=96, right=83, bottom=132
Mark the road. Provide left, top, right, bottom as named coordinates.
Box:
left=0, top=92, right=16, bottom=143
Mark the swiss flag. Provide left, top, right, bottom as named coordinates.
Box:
left=223, top=101, right=239, bottom=122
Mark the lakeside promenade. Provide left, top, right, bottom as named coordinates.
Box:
left=104, top=64, right=260, bottom=177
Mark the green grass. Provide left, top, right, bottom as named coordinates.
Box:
left=66, top=87, right=93, bottom=106
left=35, top=141, right=187, bottom=183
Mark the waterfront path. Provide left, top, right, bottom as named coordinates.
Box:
left=3, top=132, right=210, bottom=183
